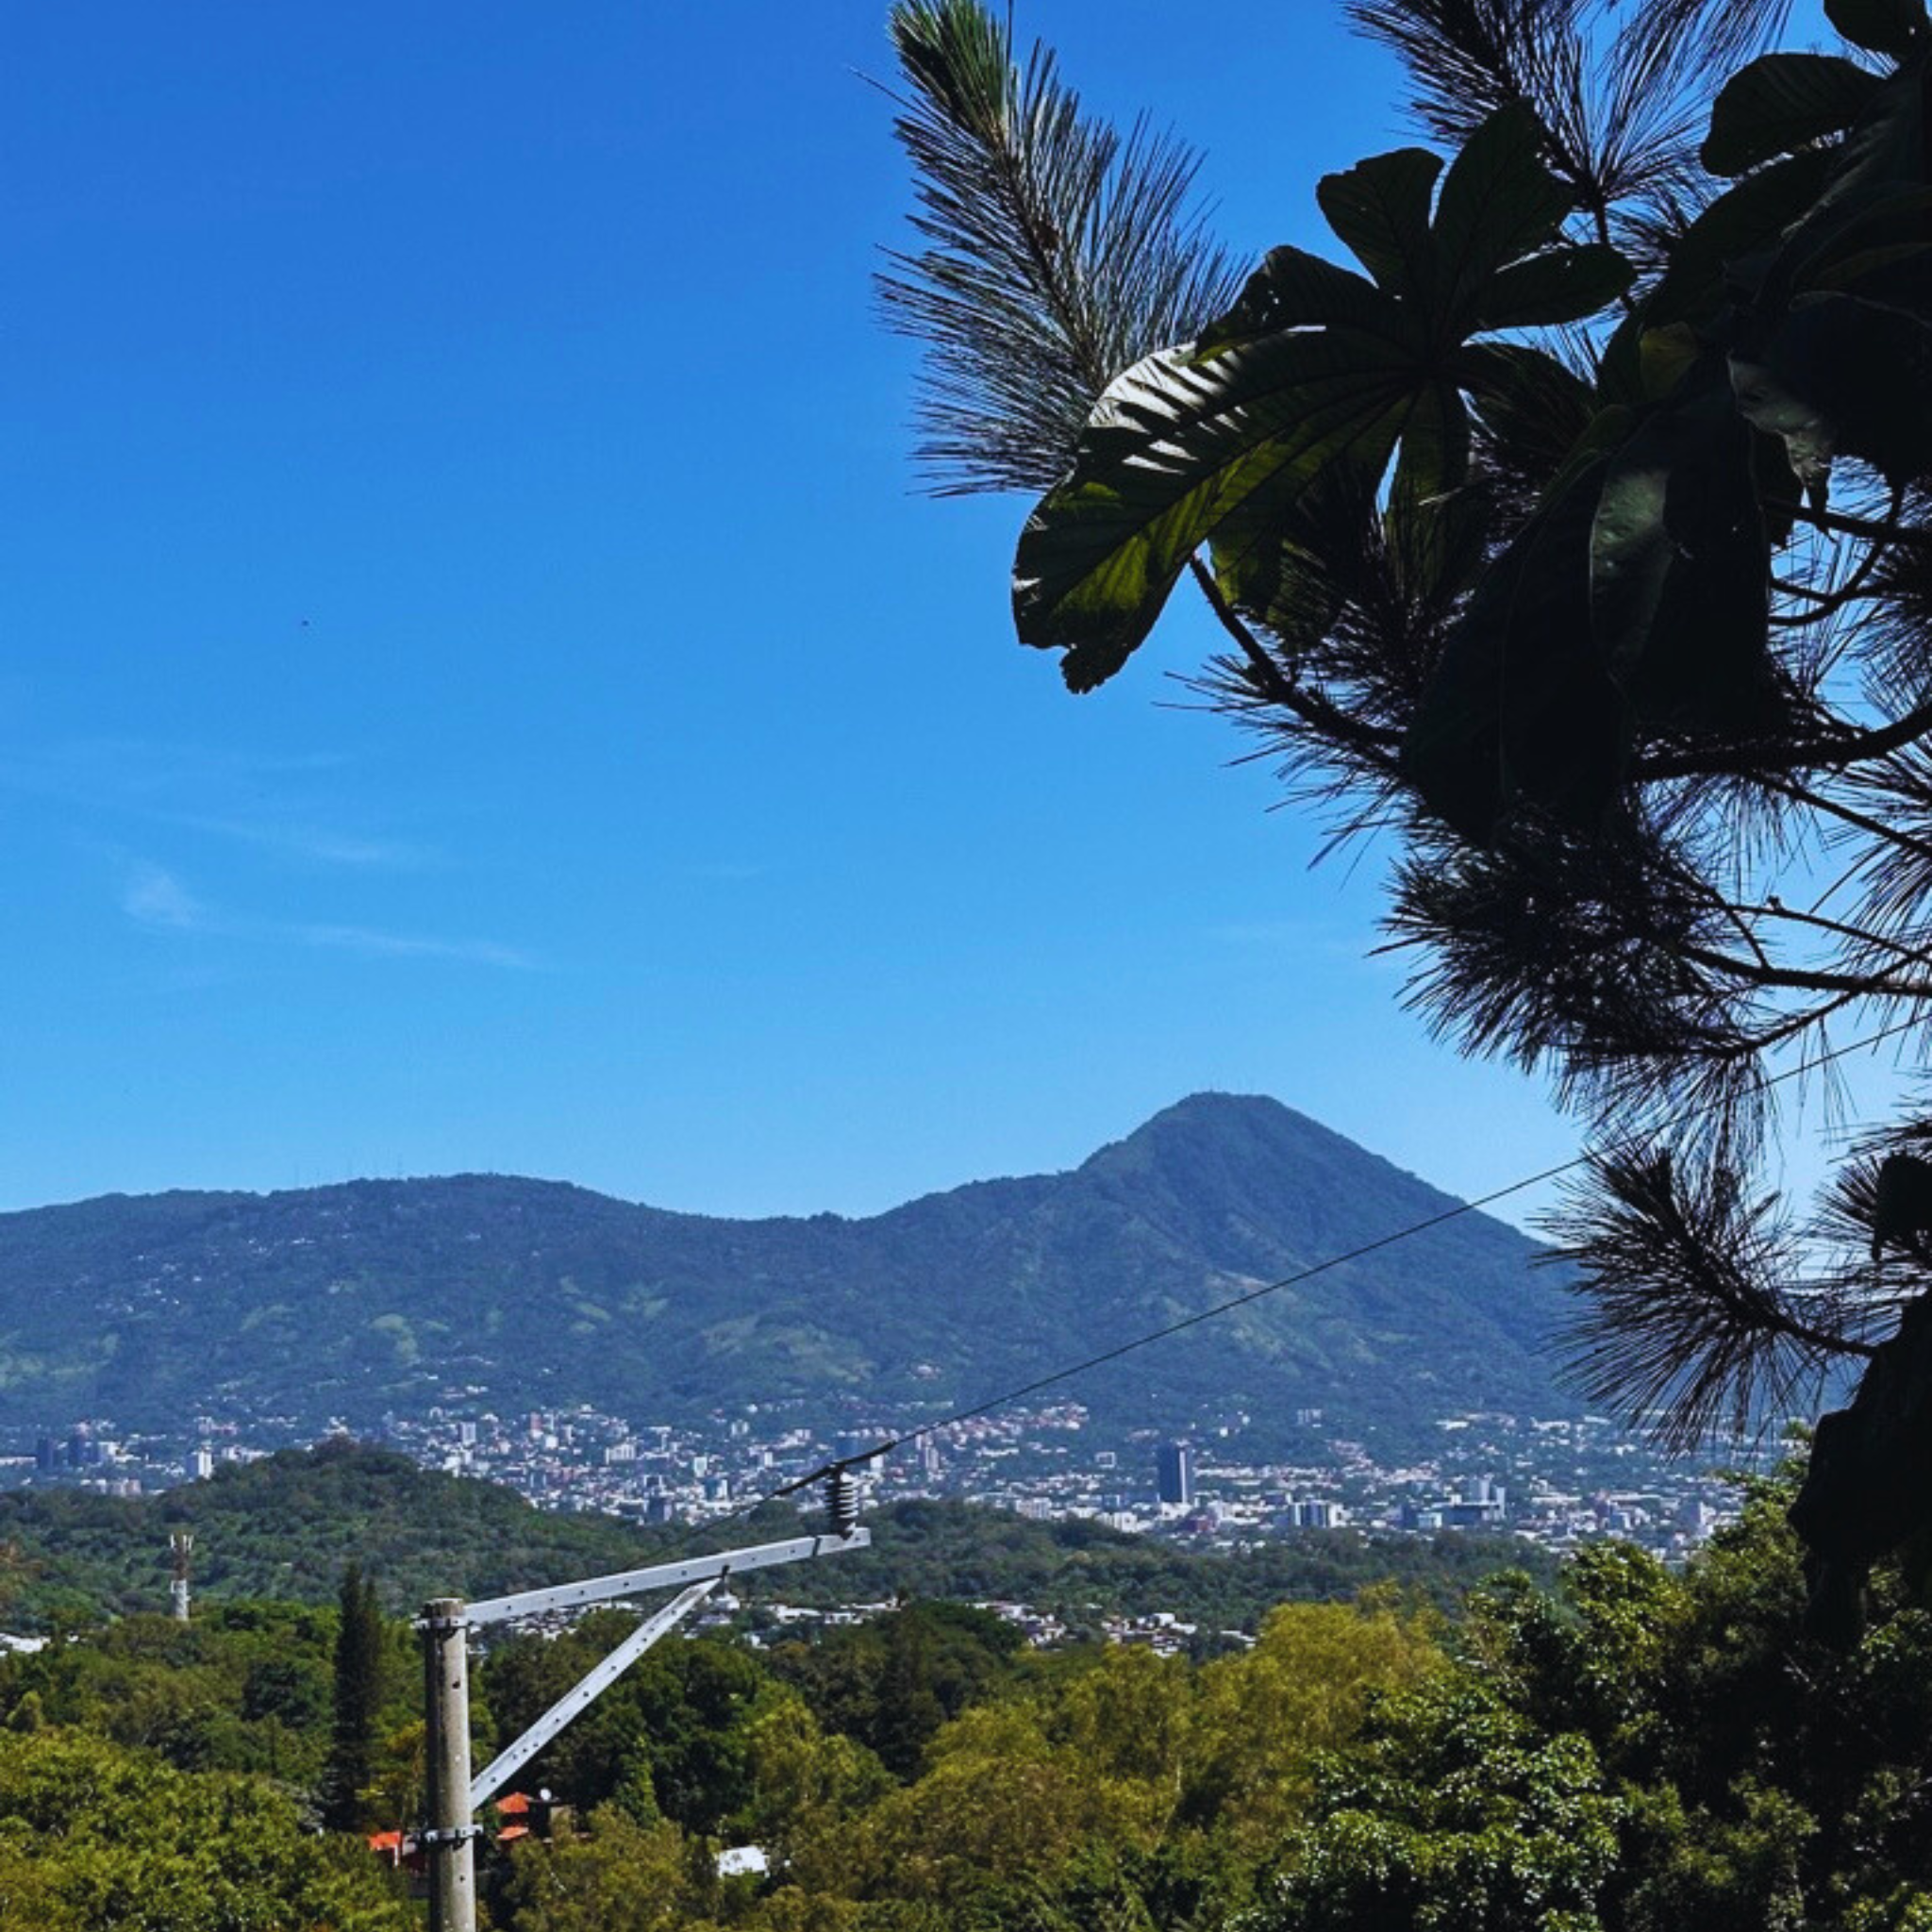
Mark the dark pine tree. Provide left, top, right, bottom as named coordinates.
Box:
left=323, top=1561, right=385, bottom=1832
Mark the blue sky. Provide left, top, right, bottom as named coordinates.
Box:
left=0, top=2, right=1849, bottom=1222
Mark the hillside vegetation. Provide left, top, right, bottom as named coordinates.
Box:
left=0, top=1442, right=1540, bottom=1630
left=0, top=1094, right=1574, bottom=1445
left=1, top=1455, right=1929, bottom=1928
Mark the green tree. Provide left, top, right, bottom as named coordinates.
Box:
left=496, top=1804, right=702, bottom=1932
left=0, top=1728, right=412, bottom=1930
left=324, top=1560, right=386, bottom=1831
left=1186, top=1595, right=1444, bottom=1846
left=482, top=1617, right=774, bottom=1831
left=886, top=0, right=1932, bottom=1635
left=1258, top=1680, right=1625, bottom=1932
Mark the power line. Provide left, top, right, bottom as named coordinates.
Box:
left=743, top=1011, right=1924, bottom=1518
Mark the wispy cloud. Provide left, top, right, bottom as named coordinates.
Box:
left=0, top=740, right=434, bottom=870
left=121, top=862, right=208, bottom=930
left=166, top=812, right=432, bottom=869
left=289, top=923, right=537, bottom=969
left=119, top=861, right=537, bottom=971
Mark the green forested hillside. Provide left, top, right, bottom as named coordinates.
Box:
left=0, top=1441, right=661, bottom=1624
left=0, top=1442, right=1541, bottom=1630
left=0, top=1094, right=1575, bottom=1446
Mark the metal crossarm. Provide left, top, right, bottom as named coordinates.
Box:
left=423, top=1519, right=872, bottom=1932
left=463, top=1528, right=870, bottom=1626
left=469, top=1578, right=718, bottom=1810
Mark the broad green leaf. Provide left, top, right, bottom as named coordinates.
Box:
left=1391, top=382, right=1472, bottom=509
left=1473, top=243, right=1634, bottom=330
left=1206, top=465, right=1376, bottom=647
left=1702, top=54, right=1882, bottom=175
left=1791, top=182, right=1932, bottom=300
left=1315, top=148, right=1441, bottom=295
left=1590, top=363, right=1774, bottom=731
left=1012, top=332, right=1411, bottom=684
left=1750, top=51, right=1930, bottom=309
left=1012, top=104, right=1625, bottom=687
left=1430, top=101, right=1573, bottom=331
left=1732, top=291, right=1932, bottom=485
left=1826, top=0, right=1928, bottom=56
left=1198, top=244, right=1396, bottom=353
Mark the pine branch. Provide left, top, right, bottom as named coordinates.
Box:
left=878, top=0, right=1245, bottom=495
left=1349, top=0, right=1792, bottom=239
left=1551, top=1151, right=1871, bottom=1453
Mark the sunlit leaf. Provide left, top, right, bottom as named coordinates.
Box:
left=1012, top=335, right=1409, bottom=683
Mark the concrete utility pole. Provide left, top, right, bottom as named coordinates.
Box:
left=423, top=1598, right=479, bottom=1932
left=416, top=1520, right=870, bottom=1932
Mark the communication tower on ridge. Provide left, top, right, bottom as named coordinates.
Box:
left=169, top=1531, right=193, bottom=1622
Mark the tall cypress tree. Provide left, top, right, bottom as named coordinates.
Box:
left=323, top=1561, right=385, bottom=1832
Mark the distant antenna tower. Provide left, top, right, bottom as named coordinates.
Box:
left=169, top=1531, right=193, bottom=1623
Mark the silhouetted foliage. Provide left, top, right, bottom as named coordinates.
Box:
left=888, top=0, right=1932, bottom=1634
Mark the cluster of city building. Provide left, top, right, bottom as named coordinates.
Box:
left=6, top=1391, right=1770, bottom=1566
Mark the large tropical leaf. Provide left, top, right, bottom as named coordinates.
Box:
left=1473, top=244, right=1637, bottom=329
left=1747, top=47, right=1930, bottom=308
left=1732, top=291, right=1932, bottom=485
left=1012, top=104, right=1632, bottom=688
left=1314, top=147, right=1443, bottom=293
left=1644, top=148, right=1841, bottom=328
left=1196, top=244, right=1395, bottom=350
left=1429, top=102, right=1576, bottom=329
left=1012, top=334, right=1411, bottom=686
left=1701, top=53, right=1883, bottom=175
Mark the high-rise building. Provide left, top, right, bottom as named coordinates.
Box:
left=1156, top=1441, right=1193, bottom=1507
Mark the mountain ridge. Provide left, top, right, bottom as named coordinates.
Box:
left=0, top=1093, right=1577, bottom=1446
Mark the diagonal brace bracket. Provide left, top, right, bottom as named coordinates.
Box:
left=468, top=1578, right=718, bottom=1811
